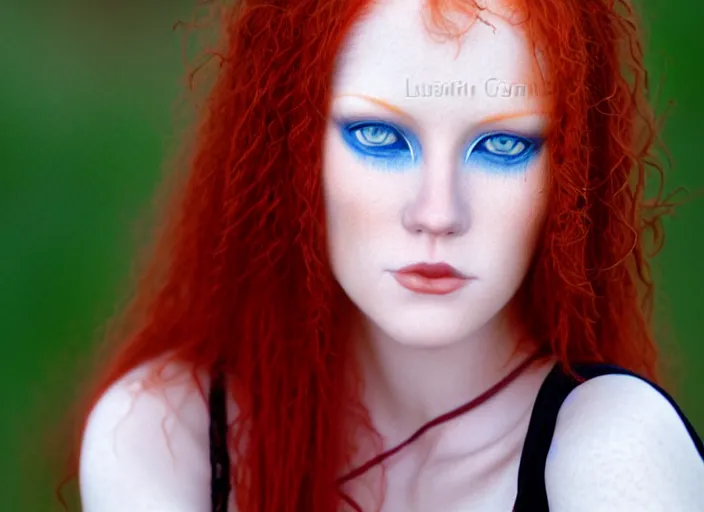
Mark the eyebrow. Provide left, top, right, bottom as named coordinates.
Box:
left=333, top=93, right=548, bottom=125
left=335, top=93, right=412, bottom=119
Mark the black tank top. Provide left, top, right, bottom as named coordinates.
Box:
left=207, top=363, right=704, bottom=511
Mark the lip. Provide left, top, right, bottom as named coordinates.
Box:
left=392, top=262, right=471, bottom=295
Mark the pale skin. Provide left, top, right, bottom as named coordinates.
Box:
left=79, top=0, right=704, bottom=510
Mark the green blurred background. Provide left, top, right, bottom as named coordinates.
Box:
left=1, top=1, right=702, bottom=510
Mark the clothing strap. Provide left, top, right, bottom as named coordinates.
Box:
left=208, top=365, right=231, bottom=512
left=513, top=363, right=704, bottom=511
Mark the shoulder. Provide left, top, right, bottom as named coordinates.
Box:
left=545, top=372, right=704, bottom=511
left=79, top=358, right=223, bottom=512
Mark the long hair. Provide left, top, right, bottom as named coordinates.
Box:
left=64, top=0, right=672, bottom=510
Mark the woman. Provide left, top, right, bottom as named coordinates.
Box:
left=75, top=0, right=704, bottom=510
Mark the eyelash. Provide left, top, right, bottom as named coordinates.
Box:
left=338, top=120, right=543, bottom=171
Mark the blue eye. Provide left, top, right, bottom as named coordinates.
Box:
left=355, top=125, right=398, bottom=146
left=466, top=132, right=543, bottom=169
left=338, top=120, right=418, bottom=169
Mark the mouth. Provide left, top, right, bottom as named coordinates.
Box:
left=392, top=262, right=471, bottom=295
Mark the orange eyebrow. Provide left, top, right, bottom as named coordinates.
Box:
left=334, top=93, right=549, bottom=125
left=334, top=94, right=413, bottom=120
left=475, top=111, right=549, bottom=124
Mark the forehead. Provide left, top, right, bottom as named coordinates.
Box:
left=331, top=0, right=548, bottom=123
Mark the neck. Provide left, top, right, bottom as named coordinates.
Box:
left=354, top=306, right=550, bottom=453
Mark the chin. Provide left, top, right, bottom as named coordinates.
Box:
left=371, top=309, right=489, bottom=349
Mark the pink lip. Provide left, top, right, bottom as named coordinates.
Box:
left=392, top=262, right=471, bottom=295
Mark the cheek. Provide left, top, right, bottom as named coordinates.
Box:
left=322, top=131, right=404, bottom=251
left=468, top=167, right=548, bottom=263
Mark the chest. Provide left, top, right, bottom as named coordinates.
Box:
left=345, top=443, right=524, bottom=512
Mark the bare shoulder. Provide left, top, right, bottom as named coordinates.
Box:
left=545, top=373, right=704, bottom=512
left=79, top=357, right=230, bottom=512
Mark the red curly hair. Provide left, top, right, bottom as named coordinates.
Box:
left=63, top=0, right=672, bottom=510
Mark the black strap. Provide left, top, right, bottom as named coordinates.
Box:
left=513, top=363, right=704, bottom=511
left=208, top=366, right=231, bottom=512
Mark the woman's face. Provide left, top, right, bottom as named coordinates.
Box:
left=323, top=0, right=550, bottom=347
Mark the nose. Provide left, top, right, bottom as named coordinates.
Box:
left=402, top=165, right=469, bottom=237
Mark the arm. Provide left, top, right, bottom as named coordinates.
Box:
left=545, top=374, right=704, bottom=512
left=79, top=361, right=216, bottom=512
